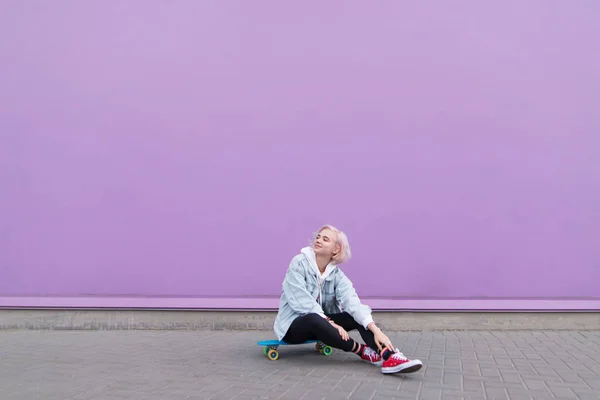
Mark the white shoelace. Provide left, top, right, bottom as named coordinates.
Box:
left=363, top=347, right=378, bottom=359
left=390, top=349, right=408, bottom=361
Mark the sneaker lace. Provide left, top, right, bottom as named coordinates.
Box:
left=363, top=347, right=377, bottom=358
left=390, top=349, right=408, bottom=361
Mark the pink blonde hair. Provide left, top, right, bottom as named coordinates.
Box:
left=313, top=224, right=352, bottom=264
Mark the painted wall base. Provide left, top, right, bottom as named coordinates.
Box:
left=1, top=309, right=599, bottom=331
left=1, top=296, right=600, bottom=310
left=2, top=297, right=599, bottom=331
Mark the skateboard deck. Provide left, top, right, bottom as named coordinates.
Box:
left=257, top=339, right=333, bottom=360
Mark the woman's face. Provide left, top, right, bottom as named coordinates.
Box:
left=313, top=228, right=339, bottom=259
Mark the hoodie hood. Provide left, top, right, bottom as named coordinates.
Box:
left=301, top=246, right=337, bottom=281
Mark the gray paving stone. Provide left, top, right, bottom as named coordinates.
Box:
left=499, top=373, right=522, bottom=383
left=373, top=388, right=403, bottom=399
left=522, top=378, right=549, bottom=391
left=583, top=377, right=600, bottom=390
left=505, top=388, right=539, bottom=399
left=573, top=390, right=600, bottom=400
left=462, top=377, right=485, bottom=392
left=485, top=387, right=510, bottom=400
left=546, top=384, right=576, bottom=398
left=0, top=330, right=599, bottom=399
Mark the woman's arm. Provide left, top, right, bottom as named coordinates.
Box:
left=367, top=321, right=395, bottom=351
left=335, top=274, right=394, bottom=350
left=282, top=260, right=325, bottom=316
left=334, top=270, right=374, bottom=329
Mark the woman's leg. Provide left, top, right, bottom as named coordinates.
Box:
left=324, top=312, right=383, bottom=365
left=282, top=313, right=359, bottom=352
left=327, top=312, right=378, bottom=352
left=327, top=313, right=423, bottom=373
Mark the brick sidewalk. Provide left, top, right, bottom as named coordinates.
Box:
left=1, top=330, right=599, bottom=399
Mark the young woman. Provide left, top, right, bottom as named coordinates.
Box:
left=273, top=224, right=423, bottom=374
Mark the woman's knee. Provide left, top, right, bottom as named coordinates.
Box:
left=304, top=313, right=329, bottom=326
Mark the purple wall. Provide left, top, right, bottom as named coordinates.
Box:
left=1, top=1, right=599, bottom=308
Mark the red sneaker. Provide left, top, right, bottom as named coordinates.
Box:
left=381, top=349, right=423, bottom=374
left=360, top=347, right=383, bottom=366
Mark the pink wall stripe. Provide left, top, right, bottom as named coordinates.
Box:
left=1, top=297, right=599, bottom=311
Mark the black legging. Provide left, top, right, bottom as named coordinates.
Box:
left=283, top=312, right=378, bottom=353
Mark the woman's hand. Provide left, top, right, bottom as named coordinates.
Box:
left=369, top=324, right=394, bottom=352
left=330, top=321, right=350, bottom=341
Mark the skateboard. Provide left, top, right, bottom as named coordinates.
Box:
left=257, top=339, right=333, bottom=361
